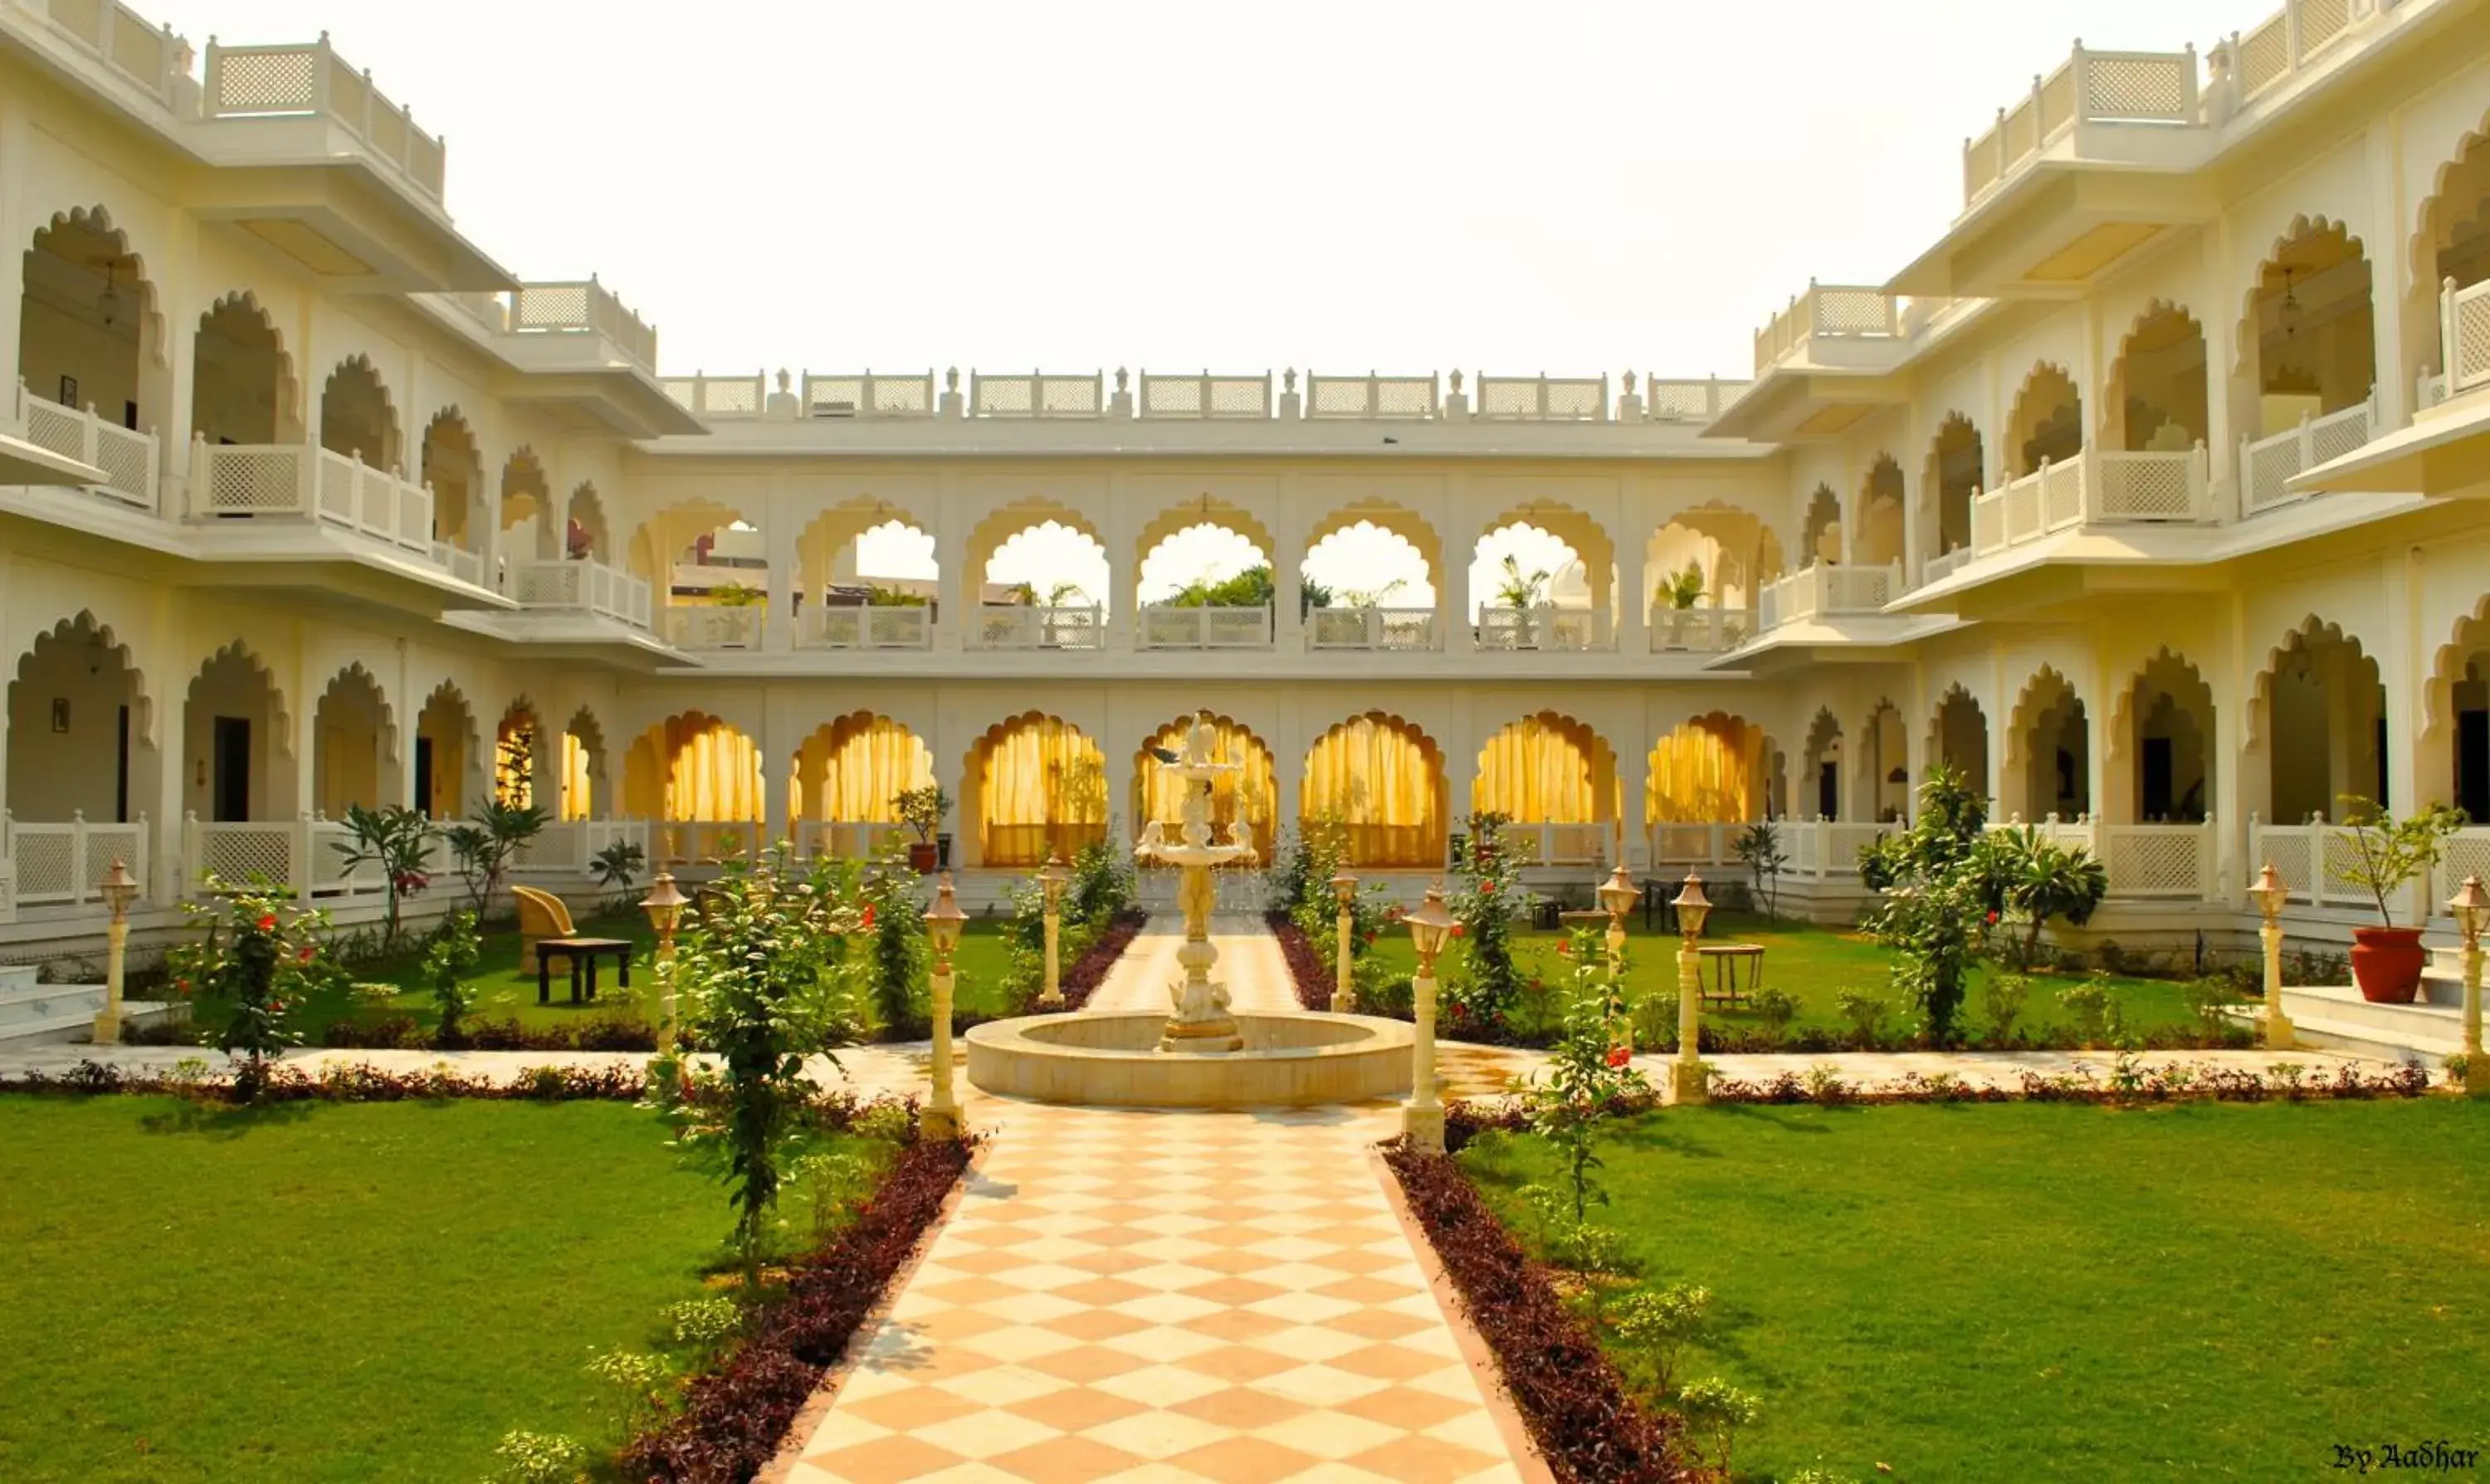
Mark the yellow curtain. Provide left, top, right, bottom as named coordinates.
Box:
left=797, top=713, right=934, bottom=822
left=1648, top=715, right=1765, bottom=822
left=978, top=715, right=1106, bottom=866
left=495, top=712, right=537, bottom=808
left=559, top=731, right=593, bottom=820
left=1133, top=716, right=1275, bottom=861
left=623, top=712, right=763, bottom=822
left=1474, top=714, right=1613, bottom=823
left=1301, top=714, right=1443, bottom=867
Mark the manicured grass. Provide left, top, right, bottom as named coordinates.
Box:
left=1362, top=910, right=2209, bottom=1042
left=205, top=912, right=1023, bottom=1044
left=1461, top=1100, right=2490, bottom=1482
left=0, top=1095, right=889, bottom=1484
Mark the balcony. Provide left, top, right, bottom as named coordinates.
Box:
left=796, top=604, right=933, bottom=651
left=1962, top=42, right=2202, bottom=208
left=1752, top=284, right=1902, bottom=376
left=1959, top=445, right=2214, bottom=569
left=508, top=558, right=652, bottom=629
left=444, top=281, right=657, bottom=373
left=200, top=34, right=444, bottom=203
left=2417, top=277, right=2490, bottom=411
left=187, top=440, right=433, bottom=558
left=1476, top=606, right=1606, bottom=652
left=10, top=380, right=158, bottom=510
left=1306, top=607, right=1439, bottom=652
left=1647, top=607, right=1755, bottom=654
left=2011, top=815, right=2219, bottom=900
left=2240, top=395, right=2374, bottom=515
left=1138, top=606, right=1273, bottom=651
left=663, top=605, right=764, bottom=652
left=970, top=604, right=1106, bottom=651
left=1757, top=562, right=1901, bottom=629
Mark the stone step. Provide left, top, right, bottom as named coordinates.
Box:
left=0, top=963, right=39, bottom=991
left=0, top=982, right=105, bottom=1049
left=2279, top=984, right=2464, bottom=1037
left=2284, top=1013, right=2468, bottom=1068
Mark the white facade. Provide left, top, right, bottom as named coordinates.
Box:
left=6, top=0, right=2490, bottom=952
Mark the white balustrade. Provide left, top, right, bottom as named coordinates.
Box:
left=1137, top=605, right=1272, bottom=650
left=1782, top=819, right=1894, bottom=878
left=1753, top=285, right=1898, bottom=374
left=2251, top=813, right=2420, bottom=915
left=1503, top=822, right=1612, bottom=867
left=971, top=372, right=1102, bottom=418
left=1758, top=561, right=1898, bottom=630
left=0, top=811, right=149, bottom=906
left=1138, top=373, right=1271, bottom=419
left=1970, top=450, right=2088, bottom=559
left=1648, top=822, right=1738, bottom=868
left=510, top=558, right=652, bottom=629
left=181, top=813, right=388, bottom=900
left=1306, top=607, right=1438, bottom=651
left=2239, top=391, right=2375, bottom=515
left=1648, top=606, right=1755, bottom=653
left=2092, top=445, right=2212, bottom=522
left=1476, top=375, right=1608, bottom=422
left=797, top=603, right=933, bottom=650
left=202, top=35, right=446, bottom=201
left=11, top=380, right=159, bottom=510
left=429, top=541, right=486, bottom=588
left=1963, top=41, right=2201, bottom=205
left=665, top=604, right=764, bottom=651
left=803, top=372, right=937, bottom=419
left=796, top=821, right=911, bottom=860
left=1476, top=606, right=1608, bottom=652
left=1305, top=373, right=1438, bottom=420
left=660, top=373, right=768, bottom=419
left=1643, top=377, right=1748, bottom=422
left=2432, top=276, right=2490, bottom=405
left=20, top=0, right=187, bottom=106
left=188, top=439, right=436, bottom=554
left=502, top=280, right=658, bottom=370
left=511, top=818, right=651, bottom=875
left=970, top=603, right=1106, bottom=650
left=653, top=819, right=763, bottom=866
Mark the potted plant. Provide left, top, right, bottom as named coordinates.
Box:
left=2332, top=796, right=2465, bottom=1003
left=894, top=784, right=950, bottom=874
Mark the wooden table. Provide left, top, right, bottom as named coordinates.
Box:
left=1697, top=943, right=1764, bottom=1008
left=537, top=937, right=633, bottom=1005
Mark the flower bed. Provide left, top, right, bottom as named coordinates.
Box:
left=1267, top=910, right=1335, bottom=1011
left=1382, top=1141, right=1682, bottom=1482
left=622, top=1131, right=973, bottom=1482
left=0, top=1057, right=652, bottom=1103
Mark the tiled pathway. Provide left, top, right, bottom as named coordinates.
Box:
left=782, top=1100, right=1528, bottom=1484
left=1083, top=915, right=1301, bottom=1015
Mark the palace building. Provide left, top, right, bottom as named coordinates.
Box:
left=6, top=0, right=2490, bottom=986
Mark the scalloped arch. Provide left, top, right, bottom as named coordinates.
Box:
left=314, top=661, right=400, bottom=767
left=2247, top=613, right=2384, bottom=750
left=1303, top=499, right=1443, bottom=577
left=186, top=640, right=294, bottom=757
left=2230, top=214, right=2369, bottom=380
left=2004, top=666, right=2085, bottom=769
left=12, top=609, right=154, bottom=744
left=2409, top=105, right=2490, bottom=293
left=1134, top=498, right=1275, bottom=574
left=32, top=204, right=168, bottom=370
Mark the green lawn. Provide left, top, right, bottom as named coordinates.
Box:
left=0, top=1095, right=892, bottom=1483
left=1462, top=1100, right=2490, bottom=1482
left=216, top=912, right=1023, bottom=1045
left=1361, top=911, right=2211, bottom=1042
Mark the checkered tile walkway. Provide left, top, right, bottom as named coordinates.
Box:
left=785, top=1101, right=1526, bottom=1484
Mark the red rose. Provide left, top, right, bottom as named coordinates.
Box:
left=1557, top=940, right=1571, bottom=957
left=862, top=903, right=876, bottom=930
left=1480, top=880, right=1496, bottom=894
left=256, top=914, right=277, bottom=932
left=1450, top=923, right=1467, bottom=939
left=298, top=945, right=315, bottom=963
left=1985, top=910, right=1999, bottom=925
left=1606, top=1046, right=1632, bottom=1068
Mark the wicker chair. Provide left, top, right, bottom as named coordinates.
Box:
left=512, top=885, right=579, bottom=976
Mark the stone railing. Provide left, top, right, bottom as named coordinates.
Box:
left=428, top=541, right=485, bottom=588
left=2419, top=276, right=2490, bottom=410
left=1, top=810, right=149, bottom=906
left=970, top=603, right=1106, bottom=651
left=2004, top=814, right=2219, bottom=899
left=2242, top=813, right=2490, bottom=920
left=11, top=378, right=159, bottom=510
left=1753, top=283, right=1900, bottom=374
left=1784, top=819, right=1895, bottom=878
left=797, top=603, right=933, bottom=650
left=510, top=818, right=650, bottom=876
left=202, top=34, right=445, bottom=202
left=1649, top=821, right=1743, bottom=869
left=1648, top=606, right=1754, bottom=653
left=1643, top=376, right=1749, bottom=422
left=1306, top=607, right=1438, bottom=651
left=2239, top=390, right=2375, bottom=515
left=1963, top=41, right=2202, bottom=205
left=972, top=371, right=1104, bottom=418
left=1476, top=375, right=1607, bottom=421
left=1970, top=452, right=2092, bottom=557
left=1137, top=605, right=1273, bottom=650
left=652, top=819, right=764, bottom=867
left=795, top=820, right=911, bottom=860
left=804, top=372, right=937, bottom=419
left=508, top=557, right=652, bottom=629
left=665, top=604, right=764, bottom=651
left=188, top=439, right=433, bottom=557
left=182, top=812, right=391, bottom=901
left=499, top=281, right=658, bottom=370
left=1139, top=373, right=1271, bottom=419
left=15, top=0, right=191, bottom=107
left=1476, top=605, right=1607, bottom=652
left=2093, top=445, right=2214, bottom=522
left=1758, top=560, right=1899, bottom=629
left=1502, top=822, right=1612, bottom=867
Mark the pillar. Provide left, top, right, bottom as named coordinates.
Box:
left=1616, top=529, right=1648, bottom=656
left=2366, top=120, right=2409, bottom=433
left=764, top=486, right=797, bottom=654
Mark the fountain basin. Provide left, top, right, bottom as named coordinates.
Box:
left=964, top=1011, right=1414, bottom=1108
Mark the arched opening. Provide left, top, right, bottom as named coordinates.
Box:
left=500, top=448, right=551, bottom=564
left=2260, top=619, right=2388, bottom=821
left=496, top=701, right=540, bottom=808
left=793, top=712, right=935, bottom=856
left=1133, top=714, right=1275, bottom=862
left=1139, top=521, right=1275, bottom=618
left=414, top=684, right=474, bottom=819
left=560, top=707, right=607, bottom=822
left=2009, top=668, right=2091, bottom=821
left=2416, top=124, right=2490, bottom=403
left=190, top=292, right=296, bottom=447
left=1648, top=712, right=1772, bottom=824
left=967, top=504, right=1111, bottom=647
left=2248, top=219, right=2375, bottom=441
left=1472, top=507, right=1612, bottom=650
left=1475, top=712, right=1617, bottom=862
left=311, top=666, right=392, bottom=816
left=968, top=713, right=1106, bottom=867
left=7, top=613, right=153, bottom=826
left=2006, top=364, right=2084, bottom=476
left=18, top=207, right=159, bottom=437
left=319, top=356, right=400, bottom=471
left=793, top=501, right=938, bottom=645
left=1301, top=712, right=1446, bottom=867
left=1802, top=708, right=1843, bottom=819
left=2107, top=304, right=2209, bottom=452
left=183, top=644, right=288, bottom=823
left=2126, top=652, right=2214, bottom=823
left=1931, top=686, right=1990, bottom=803
left=624, top=712, right=764, bottom=862
left=1854, top=455, right=1904, bottom=569
left=421, top=410, right=485, bottom=550
left=1644, top=504, right=1779, bottom=640
left=1859, top=700, right=1909, bottom=823
left=1924, top=414, right=1983, bottom=560
left=1799, top=485, right=1841, bottom=567
left=629, top=498, right=767, bottom=648
left=1305, top=510, right=1438, bottom=610
left=568, top=482, right=609, bottom=562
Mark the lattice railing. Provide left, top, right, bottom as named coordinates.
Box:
left=1643, top=378, right=1747, bottom=422
left=1306, top=608, right=1438, bottom=651
left=1963, top=41, right=2202, bottom=207
left=23, top=0, right=185, bottom=105
left=797, top=604, right=932, bottom=650
left=2092, top=446, right=2210, bottom=522
left=2442, top=276, right=2490, bottom=398
left=665, top=604, right=764, bottom=651
left=510, top=281, right=657, bottom=370
left=1476, top=375, right=1608, bottom=421
left=0, top=811, right=150, bottom=906
left=1970, top=451, right=2089, bottom=559
left=202, top=37, right=446, bottom=201
left=12, top=381, right=159, bottom=510
left=1137, top=606, right=1272, bottom=650
left=1648, top=607, right=1754, bottom=653
left=796, top=821, right=911, bottom=861
left=1137, top=373, right=1272, bottom=419
left=972, top=373, right=1102, bottom=418
left=660, top=373, right=767, bottom=419
left=1754, top=285, right=1897, bottom=373
left=510, top=558, right=652, bottom=629
left=1649, top=823, right=1736, bottom=868
left=1784, top=820, right=1892, bottom=878
left=2239, top=390, right=2375, bottom=515
left=1476, top=605, right=1608, bottom=652
left=969, top=604, right=1106, bottom=650
left=803, top=373, right=937, bottom=419
left=1306, top=373, right=1438, bottom=420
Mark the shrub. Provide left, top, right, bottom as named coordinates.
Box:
left=1447, top=812, right=1527, bottom=1035
left=420, top=909, right=482, bottom=1042
left=1633, top=986, right=1680, bottom=1053
left=1608, top=1281, right=1711, bottom=1399
left=1750, top=987, right=1800, bottom=1047
left=1981, top=973, right=2030, bottom=1045
left=1734, top=819, right=1788, bottom=921
left=587, top=1347, right=671, bottom=1439
left=1857, top=764, right=1996, bottom=1044
left=1525, top=933, right=1649, bottom=1223
left=591, top=839, right=647, bottom=889
left=1832, top=988, right=1887, bottom=1046
left=2058, top=976, right=2121, bottom=1049
left=858, top=845, right=928, bottom=1033
left=491, top=1429, right=587, bottom=1484
left=1674, top=1377, right=1761, bottom=1479
left=168, top=878, right=331, bottom=1101
left=1985, top=826, right=2109, bottom=970
left=330, top=803, right=435, bottom=950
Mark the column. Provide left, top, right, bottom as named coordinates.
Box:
left=764, top=482, right=795, bottom=653
left=1618, top=725, right=1651, bottom=870
left=932, top=474, right=964, bottom=653
left=1616, top=526, right=1648, bottom=657
left=2366, top=120, right=2409, bottom=432
left=1443, top=473, right=1473, bottom=653
left=2202, top=219, right=2240, bottom=509
left=0, top=94, right=25, bottom=382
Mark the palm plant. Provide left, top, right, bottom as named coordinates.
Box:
left=1659, top=561, right=1706, bottom=610
left=331, top=803, right=435, bottom=949
left=1494, top=554, right=1551, bottom=609
left=1984, top=827, right=2108, bottom=970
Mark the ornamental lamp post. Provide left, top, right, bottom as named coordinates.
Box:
left=1035, top=853, right=1072, bottom=1008
left=924, top=872, right=969, bottom=1140
left=2246, top=862, right=2294, bottom=1051
left=2446, top=874, right=2488, bottom=1095
left=1400, top=881, right=1458, bottom=1152
left=1328, top=869, right=1359, bottom=1013
left=92, top=857, right=140, bottom=1045
left=1597, top=863, right=1638, bottom=1051
left=1671, top=871, right=1711, bottom=1106
left=640, top=870, right=689, bottom=1051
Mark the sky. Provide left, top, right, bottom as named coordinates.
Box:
left=155, top=0, right=2254, bottom=605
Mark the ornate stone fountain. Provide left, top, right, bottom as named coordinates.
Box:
left=1133, top=714, right=1257, bottom=1052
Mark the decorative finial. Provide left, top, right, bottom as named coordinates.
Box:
left=945, top=367, right=959, bottom=392
left=1283, top=368, right=1297, bottom=393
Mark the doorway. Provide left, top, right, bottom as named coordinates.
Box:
left=212, top=715, right=251, bottom=821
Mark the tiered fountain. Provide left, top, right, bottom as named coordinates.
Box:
left=964, top=713, right=1413, bottom=1107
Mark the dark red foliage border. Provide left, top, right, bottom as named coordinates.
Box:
left=1052, top=910, right=1145, bottom=1012
left=1266, top=911, right=1335, bottom=1011
left=1384, top=1141, right=1683, bottom=1482
left=0, top=1058, right=652, bottom=1102
left=622, top=1133, right=973, bottom=1483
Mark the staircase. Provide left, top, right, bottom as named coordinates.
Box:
left=0, top=964, right=105, bottom=1049
left=2271, top=982, right=2469, bottom=1067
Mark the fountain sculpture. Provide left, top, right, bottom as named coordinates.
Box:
left=1132, top=714, right=1257, bottom=1052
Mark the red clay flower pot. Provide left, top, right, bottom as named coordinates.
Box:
left=2350, top=925, right=2425, bottom=1003
left=906, top=841, right=938, bottom=874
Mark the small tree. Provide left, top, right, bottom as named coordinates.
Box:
left=590, top=839, right=646, bottom=889
left=1734, top=819, right=1787, bottom=920
left=858, top=843, right=928, bottom=1032
left=1527, top=928, right=1649, bottom=1221
left=1658, top=561, right=1706, bottom=610
left=1493, top=554, right=1551, bottom=608
left=442, top=798, right=549, bottom=918
left=1858, top=764, right=1993, bottom=1046
left=168, top=878, right=330, bottom=1101
left=422, top=909, right=483, bottom=1042
left=331, top=803, right=434, bottom=950
left=2333, top=795, right=2466, bottom=926
left=1985, top=826, right=2108, bottom=970
left=892, top=784, right=950, bottom=846
left=1446, top=813, right=1526, bottom=1036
